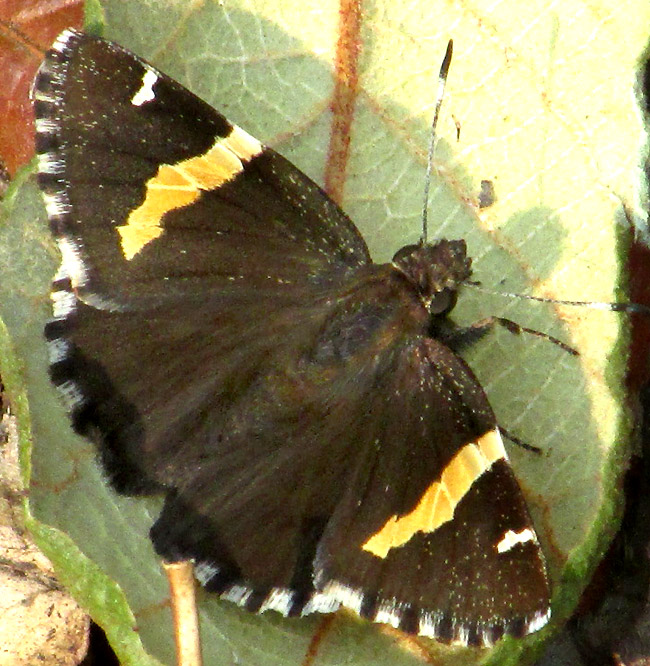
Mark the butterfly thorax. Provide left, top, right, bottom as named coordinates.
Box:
left=305, top=240, right=470, bottom=368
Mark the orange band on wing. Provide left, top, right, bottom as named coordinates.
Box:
left=117, top=125, right=263, bottom=260
left=362, top=430, right=506, bottom=559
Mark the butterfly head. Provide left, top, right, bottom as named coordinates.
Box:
left=392, top=239, right=472, bottom=314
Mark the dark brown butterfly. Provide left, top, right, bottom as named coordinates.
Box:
left=35, top=29, right=550, bottom=648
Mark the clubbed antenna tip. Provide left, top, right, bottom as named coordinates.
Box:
left=421, top=39, right=453, bottom=246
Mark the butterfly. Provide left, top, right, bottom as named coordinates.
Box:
left=34, top=29, right=551, bottom=648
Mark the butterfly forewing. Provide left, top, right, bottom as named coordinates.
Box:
left=35, top=30, right=370, bottom=308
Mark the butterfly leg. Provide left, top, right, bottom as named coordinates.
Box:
left=442, top=316, right=578, bottom=356
left=436, top=316, right=577, bottom=454
left=498, top=426, right=543, bottom=453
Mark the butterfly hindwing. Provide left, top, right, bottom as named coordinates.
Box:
left=313, top=336, right=549, bottom=645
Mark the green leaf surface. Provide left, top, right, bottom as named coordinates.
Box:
left=0, top=1, right=647, bottom=665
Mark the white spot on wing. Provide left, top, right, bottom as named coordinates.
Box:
left=302, top=593, right=341, bottom=615
left=57, top=237, right=88, bottom=288
left=42, top=192, right=70, bottom=218
left=47, top=337, right=71, bottom=364
left=496, top=527, right=537, bottom=553
left=32, top=89, right=56, bottom=103
left=193, top=561, right=219, bottom=585
left=131, top=67, right=158, bottom=106
left=316, top=580, right=364, bottom=615
left=52, top=29, right=78, bottom=53
left=38, top=155, right=64, bottom=175
left=418, top=611, right=442, bottom=639
left=57, top=379, right=86, bottom=410
left=527, top=606, right=551, bottom=632
left=258, top=588, right=294, bottom=614
left=50, top=288, right=76, bottom=319
left=221, top=584, right=251, bottom=606
left=456, top=625, right=470, bottom=645
left=374, top=599, right=403, bottom=629
left=34, top=118, right=58, bottom=134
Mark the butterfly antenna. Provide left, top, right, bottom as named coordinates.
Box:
left=421, top=39, right=453, bottom=246
left=466, top=282, right=650, bottom=316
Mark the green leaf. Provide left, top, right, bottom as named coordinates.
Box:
left=0, top=1, right=647, bottom=665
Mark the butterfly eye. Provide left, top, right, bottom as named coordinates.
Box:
left=428, top=287, right=457, bottom=315
left=391, top=243, right=421, bottom=264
